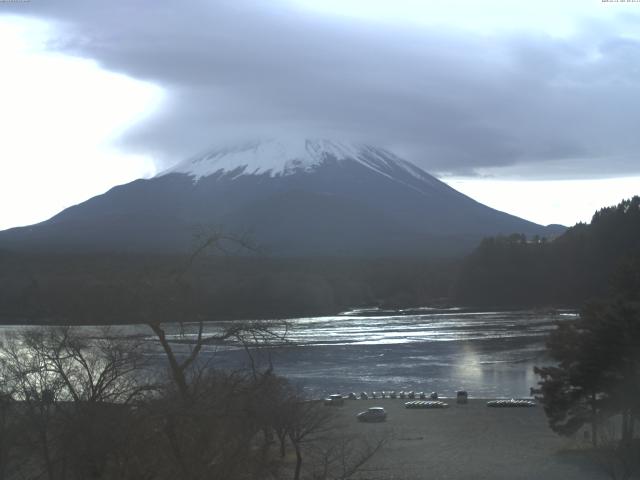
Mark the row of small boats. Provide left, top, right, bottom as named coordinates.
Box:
left=334, top=393, right=536, bottom=408
left=486, top=399, right=536, bottom=408
left=347, top=391, right=440, bottom=400
left=330, top=392, right=536, bottom=408
left=404, top=399, right=536, bottom=408
left=405, top=400, right=449, bottom=409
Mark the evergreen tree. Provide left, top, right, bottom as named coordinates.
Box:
left=535, top=300, right=640, bottom=447
left=455, top=196, right=640, bottom=307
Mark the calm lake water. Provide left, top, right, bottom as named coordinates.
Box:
left=0, top=309, right=575, bottom=399
left=208, top=309, right=575, bottom=398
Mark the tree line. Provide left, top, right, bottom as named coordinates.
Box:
left=453, top=196, right=640, bottom=308
left=0, top=252, right=458, bottom=324
left=532, top=206, right=640, bottom=479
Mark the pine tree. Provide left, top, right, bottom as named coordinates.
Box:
left=535, top=300, right=640, bottom=447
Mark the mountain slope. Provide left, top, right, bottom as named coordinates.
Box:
left=0, top=139, right=563, bottom=257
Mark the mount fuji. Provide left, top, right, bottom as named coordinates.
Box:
left=0, top=139, right=564, bottom=257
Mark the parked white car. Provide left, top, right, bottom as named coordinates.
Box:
left=324, top=394, right=344, bottom=406
left=357, top=407, right=387, bottom=422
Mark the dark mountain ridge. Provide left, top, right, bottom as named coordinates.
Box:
left=0, top=139, right=563, bottom=257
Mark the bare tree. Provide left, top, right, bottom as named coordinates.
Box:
left=310, top=433, right=388, bottom=480
left=147, top=228, right=278, bottom=401
left=0, top=330, right=65, bottom=480
left=148, top=320, right=286, bottom=402
left=19, top=326, right=150, bottom=406
left=286, top=400, right=336, bottom=480
left=0, top=363, right=20, bottom=480
left=0, top=327, right=153, bottom=480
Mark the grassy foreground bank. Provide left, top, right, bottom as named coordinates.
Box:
left=327, top=399, right=605, bottom=480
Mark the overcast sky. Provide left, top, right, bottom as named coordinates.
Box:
left=1, top=0, right=639, bottom=229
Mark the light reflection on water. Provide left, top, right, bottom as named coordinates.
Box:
left=188, top=309, right=572, bottom=398
left=0, top=310, right=575, bottom=399
left=278, top=310, right=563, bottom=345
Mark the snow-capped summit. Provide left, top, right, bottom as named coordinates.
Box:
left=161, top=138, right=435, bottom=185
left=163, top=139, right=355, bottom=179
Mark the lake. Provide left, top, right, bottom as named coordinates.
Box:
left=162, top=308, right=574, bottom=399
left=0, top=309, right=574, bottom=399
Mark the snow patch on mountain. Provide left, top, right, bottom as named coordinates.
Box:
left=160, top=138, right=437, bottom=186
left=162, top=139, right=353, bottom=180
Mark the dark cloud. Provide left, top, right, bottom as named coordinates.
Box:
left=6, top=0, right=640, bottom=177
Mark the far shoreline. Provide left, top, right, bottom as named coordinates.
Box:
left=0, top=306, right=579, bottom=327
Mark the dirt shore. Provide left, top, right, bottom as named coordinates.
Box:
left=332, top=398, right=607, bottom=480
